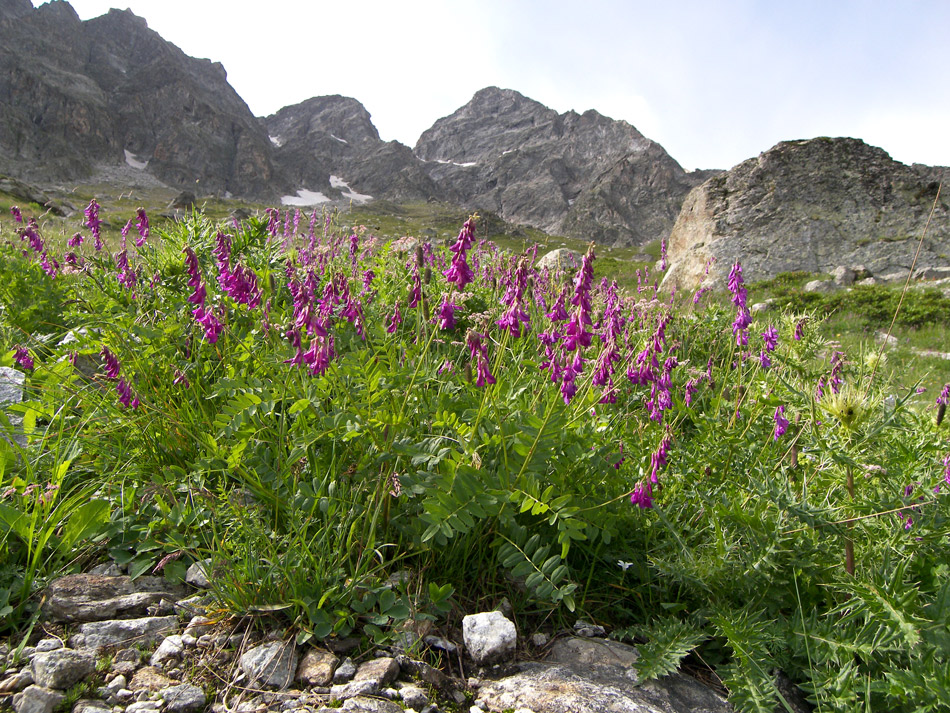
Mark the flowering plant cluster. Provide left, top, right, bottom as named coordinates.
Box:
left=1, top=203, right=948, bottom=712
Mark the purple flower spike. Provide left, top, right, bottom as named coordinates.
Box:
left=762, top=325, right=778, bottom=352
left=467, top=331, right=495, bottom=388
left=773, top=405, right=789, bottom=440
left=386, top=301, right=403, bottom=333
left=67, top=232, right=84, bottom=247
left=436, top=295, right=458, bottom=330
left=135, top=208, right=150, bottom=245
left=100, top=346, right=121, bottom=379
left=13, top=346, right=33, bottom=370
left=10, top=206, right=22, bottom=223
left=84, top=199, right=103, bottom=251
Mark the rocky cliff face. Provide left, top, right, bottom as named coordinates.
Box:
left=662, top=137, right=950, bottom=291
left=0, top=1, right=280, bottom=197
left=414, top=87, right=707, bottom=246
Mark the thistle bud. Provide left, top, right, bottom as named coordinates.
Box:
left=268, top=272, right=277, bottom=293
left=938, top=402, right=946, bottom=427
left=415, top=245, right=424, bottom=268
left=424, top=266, right=432, bottom=285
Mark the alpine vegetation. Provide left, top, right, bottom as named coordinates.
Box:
left=1, top=205, right=948, bottom=712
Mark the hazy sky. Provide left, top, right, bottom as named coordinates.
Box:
left=43, top=0, right=950, bottom=171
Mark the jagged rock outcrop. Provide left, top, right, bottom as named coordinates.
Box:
left=414, top=87, right=712, bottom=246
left=264, top=96, right=438, bottom=203
left=663, top=137, right=950, bottom=291
left=0, top=1, right=280, bottom=197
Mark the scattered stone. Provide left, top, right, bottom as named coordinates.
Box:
left=339, top=696, right=403, bottom=713
left=463, top=611, right=517, bottom=665
left=44, top=575, right=187, bottom=623
left=160, top=683, right=207, bottom=713
left=856, top=276, right=882, bottom=286
left=30, top=649, right=96, bottom=690
left=295, top=647, right=338, bottom=687
left=11, top=685, right=65, bottom=713
left=126, top=701, right=162, bottom=713
left=400, top=685, right=429, bottom=709
left=184, top=560, right=212, bottom=589
left=913, top=265, right=950, bottom=281
left=549, top=637, right=638, bottom=670
left=803, top=279, right=838, bottom=294
left=149, top=635, right=184, bottom=668
left=183, top=616, right=213, bottom=638
left=531, top=633, right=549, bottom=648
left=423, top=636, right=457, bottom=654
left=240, top=640, right=298, bottom=690
left=750, top=300, right=774, bottom=314
left=395, top=657, right=452, bottom=692
left=831, top=265, right=856, bottom=286
left=536, top=248, right=582, bottom=274
left=180, top=634, right=197, bottom=648
left=0, top=670, right=33, bottom=694
left=69, top=616, right=180, bottom=651
left=71, top=699, right=113, bottom=713
left=573, top=620, right=606, bottom=638
left=128, top=667, right=175, bottom=693
left=329, top=679, right=378, bottom=700
left=106, top=674, right=127, bottom=691
left=333, top=657, right=357, bottom=683
left=352, top=657, right=399, bottom=689
left=32, top=640, right=63, bottom=654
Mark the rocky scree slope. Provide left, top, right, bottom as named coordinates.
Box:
left=662, top=137, right=950, bottom=291
left=0, top=0, right=281, bottom=197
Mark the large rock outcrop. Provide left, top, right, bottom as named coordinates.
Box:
left=414, top=87, right=712, bottom=246
left=662, top=137, right=950, bottom=291
left=0, top=1, right=280, bottom=197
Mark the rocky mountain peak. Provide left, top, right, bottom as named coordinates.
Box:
left=0, top=0, right=33, bottom=23
left=265, top=95, right=380, bottom=148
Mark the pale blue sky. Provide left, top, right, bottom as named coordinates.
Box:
left=42, top=0, right=950, bottom=171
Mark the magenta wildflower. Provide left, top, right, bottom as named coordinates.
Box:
left=773, top=405, right=789, bottom=440
left=10, top=206, right=22, bottom=223
left=172, top=369, right=190, bottom=388
left=135, top=208, right=150, bottom=246
left=443, top=217, right=476, bottom=289
left=759, top=351, right=772, bottom=369
left=467, top=331, right=495, bottom=387
left=386, top=301, right=403, bottom=333
left=794, top=319, right=807, bottom=341
left=658, top=238, right=668, bottom=271
left=546, top=287, right=569, bottom=321
left=100, top=346, right=121, bottom=379
left=829, top=351, right=845, bottom=394
left=13, top=346, right=33, bottom=370
left=84, top=199, right=103, bottom=251
left=936, top=384, right=950, bottom=406
left=67, top=232, right=84, bottom=247
left=650, top=431, right=672, bottom=483
left=192, top=306, right=224, bottom=343
left=265, top=208, right=279, bottom=237
left=435, top=295, right=458, bottom=330
left=116, top=378, right=136, bottom=408
left=943, top=454, right=950, bottom=486
left=630, top=482, right=654, bottom=509
left=407, top=267, right=423, bottom=308
left=762, top=325, right=778, bottom=352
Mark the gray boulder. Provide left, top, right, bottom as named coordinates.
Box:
left=536, top=248, right=582, bottom=273
left=159, top=683, right=206, bottom=713
left=463, top=611, right=518, bottom=665
left=30, top=649, right=96, bottom=689
left=43, top=574, right=187, bottom=622
left=663, top=137, right=950, bottom=291
left=68, top=615, right=180, bottom=651
left=239, top=640, right=298, bottom=690
left=11, top=685, right=65, bottom=713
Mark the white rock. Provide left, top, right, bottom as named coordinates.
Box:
left=12, top=686, right=65, bottom=713
left=462, top=611, right=517, bottom=664
left=185, top=560, right=212, bottom=589
left=149, top=636, right=184, bottom=667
